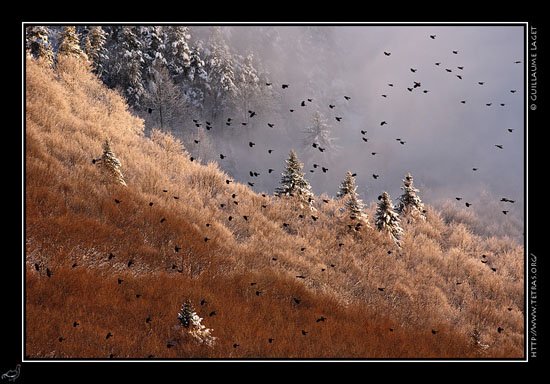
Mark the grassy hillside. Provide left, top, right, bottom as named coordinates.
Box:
left=25, top=57, right=524, bottom=358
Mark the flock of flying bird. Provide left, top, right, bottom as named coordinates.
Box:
left=34, top=32, right=522, bottom=356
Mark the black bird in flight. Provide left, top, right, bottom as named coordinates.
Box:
left=192, top=119, right=198, bottom=123
left=456, top=75, right=462, bottom=80
left=322, top=199, right=330, bottom=203
left=407, top=87, right=413, bottom=92
left=461, top=100, right=466, bottom=104
left=228, top=216, right=233, bottom=221
left=311, top=215, right=319, bottom=221
left=502, top=211, right=509, bottom=215
left=371, top=152, right=377, bottom=155
left=114, top=199, right=121, bottom=204
left=227, top=118, right=232, bottom=122
left=335, top=117, right=342, bottom=122
left=268, top=338, right=274, bottom=343
left=268, top=149, right=273, bottom=154
left=498, top=327, right=504, bottom=333
left=316, top=316, right=327, bottom=322
left=189, top=157, right=194, bottom=162
left=313, top=164, right=319, bottom=168
left=423, top=90, right=429, bottom=93
left=322, top=167, right=328, bottom=173
left=255, top=290, right=262, bottom=296
left=301, top=330, right=308, bottom=336
left=373, top=174, right=379, bottom=179
left=272, top=257, right=278, bottom=261
left=510, top=90, right=517, bottom=93
left=410, top=68, right=417, bottom=72
left=344, top=96, right=351, bottom=100
left=175, top=245, right=181, bottom=253
left=241, top=122, right=247, bottom=126
left=362, top=138, right=368, bottom=142
left=268, top=169, right=274, bottom=173
left=108, top=253, right=115, bottom=260
left=282, top=223, right=289, bottom=228
left=248, top=110, right=256, bottom=117
left=34, top=263, right=40, bottom=271
left=73, top=321, right=80, bottom=327
left=266, top=82, right=272, bottom=86
left=388, top=83, right=394, bottom=87
left=243, top=215, right=249, bottom=221
left=149, top=202, right=153, bottom=206
left=301, top=247, right=306, bottom=252
left=491, top=267, right=497, bottom=272
left=308, top=98, right=313, bottom=102
left=301, top=101, right=306, bottom=107
left=432, top=329, right=439, bottom=334
left=361, top=130, right=367, bottom=135
left=452, top=50, right=458, bottom=54
left=226, top=122, right=231, bottom=126
left=146, top=315, right=152, bottom=323
left=59, top=337, right=65, bottom=342
left=267, top=123, right=274, bottom=128
left=173, top=196, right=179, bottom=200
left=380, top=121, right=387, bottom=126
left=106, top=332, right=113, bottom=339
left=478, top=82, right=485, bottom=85
left=200, top=299, right=208, bottom=306
left=445, top=68, right=452, bottom=72
left=204, top=237, right=210, bottom=242
left=318, top=147, right=325, bottom=152
left=465, top=202, right=472, bottom=207
left=500, top=103, right=505, bottom=106
left=293, top=297, right=301, bottom=304
left=127, top=259, right=134, bottom=268
left=507, top=307, right=513, bottom=311
left=378, top=288, right=385, bottom=292
left=289, top=109, right=295, bottom=112
left=148, top=108, right=153, bottom=114
left=413, top=81, right=421, bottom=88
left=382, top=94, right=387, bottom=98
left=296, top=275, right=306, bottom=279
left=384, top=51, right=391, bottom=56
left=46, top=268, right=52, bottom=278
left=430, top=35, right=436, bottom=39
left=501, top=198, right=515, bottom=203
left=495, top=144, right=503, bottom=149
left=250, top=282, right=257, bottom=286
left=209, top=311, right=216, bottom=317
left=472, top=168, right=478, bottom=171
left=486, top=103, right=492, bottom=106
left=435, top=62, right=441, bottom=66
left=220, top=154, right=226, bottom=159
left=233, top=343, right=239, bottom=348
left=249, top=142, right=255, bottom=147
left=457, top=66, right=464, bottom=70
left=282, top=84, right=289, bottom=89
left=329, top=104, right=335, bottom=109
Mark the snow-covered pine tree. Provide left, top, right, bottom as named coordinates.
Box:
left=58, top=26, right=87, bottom=60
left=397, top=173, right=426, bottom=220
left=165, top=26, right=192, bottom=81
left=303, top=111, right=335, bottom=153
left=25, top=26, right=54, bottom=66
left=83, top=26, right=108, bottom=76
left=375, top=191, right=403, bottom=244
left=235, top=53, right=261, bottom=117
left=94, top=139, right=127, bottom=186
left=178, top=300, right=217, bottom=347
left=275, top=150, right=315, bottom=209
left=143, top=26, right=167, bottom=74
left=182, top=41, right=208, bottom=110
left=113, top=26, right=145, bottom=107
left=337, top=171, right=368, bottom=222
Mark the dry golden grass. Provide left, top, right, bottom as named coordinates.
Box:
left=25, top=57, right=524, bottom=359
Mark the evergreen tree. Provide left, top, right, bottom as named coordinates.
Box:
left=303, top=111, right=335, bottom=153
left=83, top=26, right=108, bottom=76
left=235, top=53, right=261, bottom=116
left=165, top=26, right=192, bottom=81
left=143, top=26, right=167, bottom=73
left=337, top=171, right=368, bottom=222
left=25, top=26, right=54, bottom=65
left=178, top=299, right=217, bottom=347
left=58, top=26, right=87, bottom=60
left=182, top=41, right=208, bottom=110
left=375, top=191, right=403, bottom=244
left=113, top=26, right=145, bottom=106
left=397, top=173, right=426, bottom=220
left=94, top=139, right=127, bottom=186
left=275, top=150, right=315, bottom=208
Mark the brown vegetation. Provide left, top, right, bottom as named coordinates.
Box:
left=25, top=57, right=524, bottom=359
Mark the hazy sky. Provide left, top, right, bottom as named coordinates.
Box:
left=193, top=25, right=525, bottom=229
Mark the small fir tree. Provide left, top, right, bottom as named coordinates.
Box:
left=397, top=173, right=426, bottom=220
left=25, top=26, right=54, bottom=65
left=375, top=191, right=403, bottom=244
left=275, top=150, right=315, bottom=209
left=303, top=111, right=334, bottom=153
left=58, top=26, right=87, bottom=60
left=178, top=300, right=217, bottom=347
left=338, top=171, right=368, bottom=222
left=94, top=139, right=127, bottom=186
